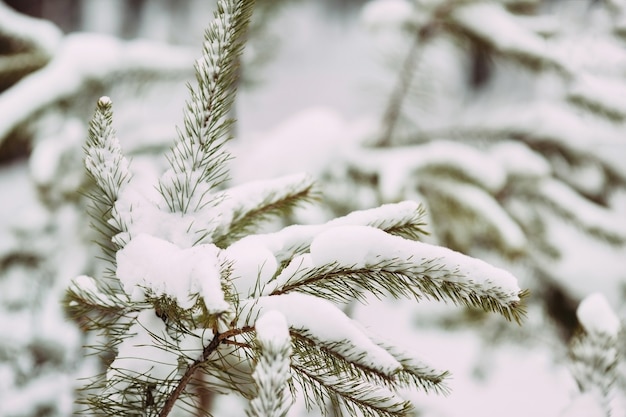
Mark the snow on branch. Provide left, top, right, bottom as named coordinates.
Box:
left=84, top=96, right=132, bottom=261
left=116, top=233, right=232, bottom=319
left=345, top=140, right=507, bottom=201
left=231, top=201, right=429, bottom=267
left=0, top=33, right=195, bottom=146
left=212, top=173, right=317, bottom=248
left=0, top=3, right=61, bottom=92
left=292, top=360, right=412, bottom=417
left=85, top=97, right=132, bottom=209
left=569, top=74, right=626, bottom=121
left=65, top=275, right=133, bottom=333
left=449, top=2, right=568, bottom=72
left=420, top=179, right=527, bottom=255
left=369, top=335, right=450, bottom=395
left=568, top=293, right=622, bottom=416
left=456, top=102, right=626, bottom=182
left=0, top=2, right=61, bottom=56
left=239, top=293, right=402, bottom=377
left=248, top=311, right=293, bottom=417
left=263, top=226, right=526, bottom=323
left=532, top=178, right=626, bottom=243
left=158, top=0, right=254, bottom=214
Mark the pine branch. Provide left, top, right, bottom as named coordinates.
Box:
left=292, top=361, right=412, bottom=417
left=158, top=0, right=255, bottom=214
left=83, top=96, right=132, bottom=261
left=157, top=332, right=223, bottom=417
left=245, top=201, right=430, bottom=266
left=528, top=178, right=626, bottom=244
left=65, top=275, right=133, bottom=331
left=270, top=260, right=527, bottom=323
left=419, top=178, right=527, bottom=257
left=570, top=293, right=622, bottom=407
left=248, top=311, right=293, bottom=417
left=448, top=2, right=569, bottom=74
left=0, top=51, right=49, bottom=91
left=239, top=293, right=402, bottom=378
left=290, top=332, right=396, bottom=388
left=366, top=334, right=450, bottom=395
left=263, top=225, right=527, bottom=324
left=213, top=173, right=317, bottom=248
left=378, top=23, right=430, bottom=147
left=568, top=75, right=626, bottom=122
left=0, top=0, right=60, bottom=94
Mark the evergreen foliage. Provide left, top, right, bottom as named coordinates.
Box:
left=0, top=2, right=195, bottom=163
left=566, top=293, right=624, bottom=416
left=66, top=1, right=527, bottom=416
left=326, top=0, right=626, bottom=336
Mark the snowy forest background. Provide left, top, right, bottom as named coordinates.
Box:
left=1, top=0, right=625, bottom=416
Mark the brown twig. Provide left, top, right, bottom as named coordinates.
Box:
left=157, top=326, right=255, bottom=417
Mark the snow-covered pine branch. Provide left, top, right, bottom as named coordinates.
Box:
left=259, top=226, right=526, bottom=323
left=84, top=96, right=132, bottom=261
left=212, top=173, right=317, bottom=248
left=448, top=2, right=569, bottom=73
left=0, top=30, right=195, bottom=149
left=66, top=1, right=528, bottom=416
left=248, top=311, right=293, bottom=417
left=296, top=0, right=626, bottom=341
left=0, top=2, right=61, bottom=92
left=158, top=0, right=254, bottom=214
left=566, top=293, right=623, bottom=416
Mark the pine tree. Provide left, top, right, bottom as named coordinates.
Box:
left=317, top=0, right=626, bottom=338
left=65, top=1, right=527, bottom=416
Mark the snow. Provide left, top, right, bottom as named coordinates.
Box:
left=559, top=392, right=606, bottom=417
left=569, top=74, right=626, bottom=117
left=576, top=293, right=621, bottom=337
left=423, top=179, right=527, bottom=252
left=451, top=2, right=562, bottom=69
left=347, top=140, right=508, bottom=200
left=0, top=2, right=62, bottom=55
left=537, top=178, right=626, bottom=241
left=112, top=177, right=210, bottom=248
left=211, top=172, right=315, bottom=238
left=488, top=141, right=551, bottom=179
left=255, top=310, right=290, bottom=348
left=0, top=32, right=194, bottom=146
left=231, top=200, right=427, bottom=266
left=224, top=238, right=278, bottom=297
left=116, top=233, right=229, bottom=313
left=239, top=293, right=402, bottom=376
left=307, top=225, right=521, bottom=303
left=107, top=309, right=204, bottom=389
left=361, top=0, right=414, bottom=30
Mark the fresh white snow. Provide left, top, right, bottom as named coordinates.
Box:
left=116, top=233, right=229, bottom=313
left=576, top=293, right=621, bottom=337
left=239, top=292, right=402, bottom=376
left=308, top=225, right=521, bottom=303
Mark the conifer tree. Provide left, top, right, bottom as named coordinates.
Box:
left=65, top=1, right=527, bottom=416
left=318, top=0, right=626, bottom=337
